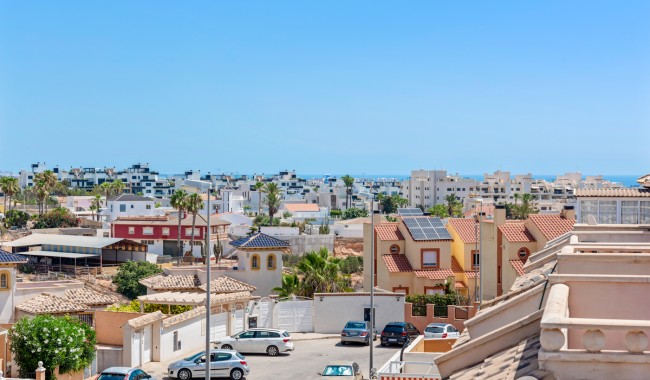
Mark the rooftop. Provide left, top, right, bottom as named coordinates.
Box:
left=448, top=218, right=479, bottom=244
left=575, top=188, right=650, bottom=198
left=139, top=274, right=201, bottom=291
left=527, top=214, right=575, bottom=241
left=230, top=233, right=290, bottom=249
left=17, top=293, right=88, bottom=314
left=382, top=254, right=413, bottom=272
left=283, top=203, right=320, bottom=212
left=375, top=223, right=405, bottom=241
left=498, top=222, right=536, bottom=243
left=199, top=276, right=257, bottom=293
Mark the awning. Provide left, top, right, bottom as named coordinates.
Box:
left=18, top=250, right=99, bottom=259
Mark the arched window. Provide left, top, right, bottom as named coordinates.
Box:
left=251, top=254, right=260, bottom=270
left=0, top=273, right=7, bottom=289
left=518, top=247, right=530, bottom=260
left=267, top=254, right=276, bottom=270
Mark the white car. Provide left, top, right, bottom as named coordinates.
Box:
left=423, top=323, right=460, bottom=339
left=213, top=328, right=294, bottom=356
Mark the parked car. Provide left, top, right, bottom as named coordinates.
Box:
left=340, top=321, right=377, bottom=346
left=423, top=323, right=460, bottom=339
left=380, top=322, right=420, bottom=346
left=97, top=367, right=155, bottom=380
left=213, top=328, right=294, bottom=356
left=166, top=349, right=249, bottom=380
left=318, top=360, right=364, bottom=379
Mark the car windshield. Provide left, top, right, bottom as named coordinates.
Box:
left=425, top=326, right=444, bottom=333
left=322, top=366, right=353, bottom=376
left=345, top=322, right=366, bottom=329
left=98, top=374, right=126, bottom=380
left=383, top=325, right=404, bottom=332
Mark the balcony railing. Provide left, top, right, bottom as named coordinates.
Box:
left=378, top=361, right=441, bottom=380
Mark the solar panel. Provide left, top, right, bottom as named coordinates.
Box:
left=397, top=208, right=424, bottom=216
left=402, top=217, right=452, bottom=241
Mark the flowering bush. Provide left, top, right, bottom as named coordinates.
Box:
left=10, top=315, right=96, bottom=380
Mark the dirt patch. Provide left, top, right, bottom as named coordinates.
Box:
left=334, top=238, right=363, bottom=257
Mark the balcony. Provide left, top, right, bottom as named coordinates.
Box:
left=377, top=336, right=444, bottom=380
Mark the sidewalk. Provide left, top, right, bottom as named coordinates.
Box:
left=290, top=332, right=340, bottom=341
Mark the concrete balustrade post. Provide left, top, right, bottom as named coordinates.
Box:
left=583, top=329, right=606, bottom=352
left=540, top=328, right=565, bottom=351
left=625, top=330, right=648, bottom=353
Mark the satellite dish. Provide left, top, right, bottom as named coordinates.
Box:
left=587, top=214, right=597, bottom=225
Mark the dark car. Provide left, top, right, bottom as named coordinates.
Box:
left=380, top=322, right=420, bottom=346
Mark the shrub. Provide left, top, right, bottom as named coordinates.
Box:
left=330, top=209, right=342, bottom=218
left=4, top=209, right=30, bottom=228
left=342, top=207, right=368, bottom=220
left=113, top=261, right=162, bottom=299
left=339, top=255, right=363, bottom=274
left=10, top=315, right=96, bottom=380
left=33, top=208, right=79, bottom=229
left=107, top=300, right=192, bottom=315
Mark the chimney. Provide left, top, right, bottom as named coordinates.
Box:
left=372, top=210, right=382, bottom=225
left=494, top=204, right=506, bottom=226
left=562, top=205, right=576, bottom=220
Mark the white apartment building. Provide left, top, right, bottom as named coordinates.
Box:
left=103, top=193, right=161, bottom=222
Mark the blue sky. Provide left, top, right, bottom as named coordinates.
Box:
left=1, top=1, right=648, bottom=176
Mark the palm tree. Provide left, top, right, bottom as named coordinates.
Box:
left=111, top=180, right=125, bottom=196
left=261, top=183, right=283, bottom=226
left=34, top=179, right=48, bottom=216
left=518, top=193, right=538, bottom=219
left=273, top=273, right=301, bottom=298
left=170, top=189, right=188, bottom=264
left=445, top=194, right=461, bottom=218
left=341, top=175, right=354, bottom=209
left=296, top=247, right=350, bottom=297
left=100, top=181, right=113, bottom=201
left=185, top=193, right=204, bottom=264
left=254, top=181, right=264, bottom=215
left=0, top=177, right=15, bottom=213
left=35, top=170, right=57, bottom=214
left=89, top=194, right=103, bottom=221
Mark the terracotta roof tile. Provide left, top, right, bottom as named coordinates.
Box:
left=125, top=311, right=166, bottom=329
left=231, top=233, right=290, bottom=248
left=414, top=268, right=455, bottom=280
left=382, top=254, right=413, bottom=272
left=499, top=223, right=536, bottom=243
left=199, top=276, right=257, bottom=293
left=451, top=256, right=464, bottom=273
left=448, top=219, right=479, bottom=244
left=510, top=260, right=526, bottom=276
left=139, top=274, right=202, bottom=291
left=66, top=287, right=119, bottom=306
left=465, top=270, right=479, bottom=279
left=283, top=203, right=320, bottom=212
left=17, top=293, right=87, bottom=314
left=575, top=188, right=650, bottom=198
left=374, top=224, right=404, bottom=241
left=528, top=214, right=575, bottom=241
left=455, top=281, right=467, bottom=289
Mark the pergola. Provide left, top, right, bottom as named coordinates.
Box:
left=137, top=291, right=251, bottom=313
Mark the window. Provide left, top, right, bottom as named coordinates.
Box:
left=267, top=254, right=276, bottom=269
left=142, top=227, right=154, bottom=235
left=421, top=249, right=439, bottom=268
left=251, top=254, right=260, bottom=270
left=185, top=227, right=200, bottom=237
left=238, top=331, right=255, bottom=339
left=146, top=204, right=152, bottom=210
left=141, top=240, right=154, bottom=245
left=471, top=250, right=480, bottom=269
left=621, top=201, right=638, bottom=224
left=518, top=247, right=530, bottom=260
left=119, top=204, right=126, bottom=212
left=162, top=228, right=170, bottom=235
left=599, top=201, right=617, bottom=224
left=424, top=286, right=444, bottom=295
left=0, top=273, right=7, bottom=289
left=389, top=245, right=400, bottom=254
left=173, top=331, right=180, bottom=351
left=642, top=201, right=650, bottom=224
left=128, top=227, right=135, bottom=235
left=392, top=287, right=409, bottom=294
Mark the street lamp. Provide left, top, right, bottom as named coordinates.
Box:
left=369, top=183, right=376, bottom=379
left=181, top=179, right=213, bottom=380
left=473, top=197, right=484, bottom=306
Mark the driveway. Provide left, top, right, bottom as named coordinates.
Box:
left=142, top=338, right=401, bottom=380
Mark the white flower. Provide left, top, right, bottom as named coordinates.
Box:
left=37, top=347, right=41, bottom=352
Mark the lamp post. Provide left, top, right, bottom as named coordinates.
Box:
left=473, top=197, right=484, bottom=306
left=182, top=179, right=213, bottom=380
left=369, top=183, right=375, bottom=378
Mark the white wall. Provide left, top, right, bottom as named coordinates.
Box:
left=313, top=293, right=405, bottom=334
left=106, top=200, right=158, bottom=222
left=331, top=223, right=364, bottom=238
left=261, top=227, right=299, bottom=236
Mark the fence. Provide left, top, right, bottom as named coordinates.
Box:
left=404, top=303, right=477, bottom=333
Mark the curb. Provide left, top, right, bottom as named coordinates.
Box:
left=291, top=335, right=340, bottom=341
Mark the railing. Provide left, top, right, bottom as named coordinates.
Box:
left=377, top=361, right=441, bottom=380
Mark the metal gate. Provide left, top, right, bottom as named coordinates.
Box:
left=234, top=308, right=244, bottom=333
left=277, top=300, right=313, bottom=332
left=132, top=330, right=141, bottom=366
left=143, top=325, right=153, bottom=365
left=258, top=299, right=274, bottom=329
left=210, top=312, right=228, bottom=341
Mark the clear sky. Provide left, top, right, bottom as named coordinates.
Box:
left=1, top=1, right=648, bottom=176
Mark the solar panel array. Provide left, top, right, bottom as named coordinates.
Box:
left=397, top=208, right=424, bottom=216
left=402, top=217, right=453, bottom=241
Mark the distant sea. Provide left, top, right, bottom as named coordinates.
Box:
left=300, top=174, right=641, bottom=188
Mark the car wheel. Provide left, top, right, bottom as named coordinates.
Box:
left=380, top=342, right=386, bottom=347
left=221, top=344, right=233, bottom=350
left=365, top=339, right=370, bottom=346
left=267, top=345, right=279, bottom=356
left=341, top=341, right=347, bottom=345
left=230, top=368, right=244, bottom=380
left=177, top=369, right=191, bottom=380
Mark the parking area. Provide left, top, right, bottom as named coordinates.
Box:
left=142, top=337, right=401, bottom=380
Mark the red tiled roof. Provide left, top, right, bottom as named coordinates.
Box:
left=465, top=270, right=479, bottom=279
left=528, top=214, right=575, bottom=241
left=499, top=222, right=536, bottom=243
left=575, top=188, right=650, bottom=198
left=284, top=203, right=320, bottom=212
left=413, top=268, right=455, bottom=280
left=451, top=256, right=464, bottom=273
left=382, top=254, right=413, bottom=273
left=510, top=260, right=526, bottom=276
left=455, top=281, right=467, bottom=289
left=448, top=218, right=479, bottom=244
left=375, top=223, right=404, bottom=241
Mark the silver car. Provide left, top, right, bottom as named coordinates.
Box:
left=214, top=328, right=294, bottom=356
left=98, top=367, right=155, bottom=380
left=166, top=349, right=249, bottom=380
left=340, top=321, right=377, bottom=346
left=423, top=323, right=460, bottom=339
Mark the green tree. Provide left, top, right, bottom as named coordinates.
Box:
left=170, top=189, right=188, bottom=264
left=100, top=181, right=113, bottom=203
left=113, top=260, right=162, bottom=299
left=272, top=273, right=301, bottom=298
left=261, top=183, right=283, bottom=226
left=341, top=175, right=354, bottom=209
left=427, top=204, right=449, bottom=218
left=445, top=194, right=463, bottom=217
left=254, top=181, right=265, bottom=215
left=339, top=255, right=363, bottom=275
left=89, top=194, right=103, bottom=221
left=296, top=247, right=351, bottom=297
left=10, top=315, right=96, bottom=380
left=1, top=176, right=19, bottom=212
left=111, top=179, right=125, bottom=196
left=4, top=209, right=30, bottom=228
left=378, top=194, right=397, bottom=214
left=342, top=207, right=368, bottom=220
left=33, top=208, right=79, bottom=229
left=185, top=193, right=204, bottom=259
left=35, top=170, right=57, bottom=215
left=318, top=221, right=330, bottom=235
left=107, top=300, right=192, bottom=314
left=509, top=193, right=538, bottom=219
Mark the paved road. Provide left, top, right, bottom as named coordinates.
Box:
left=143, top=338, right=400, bottom=380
